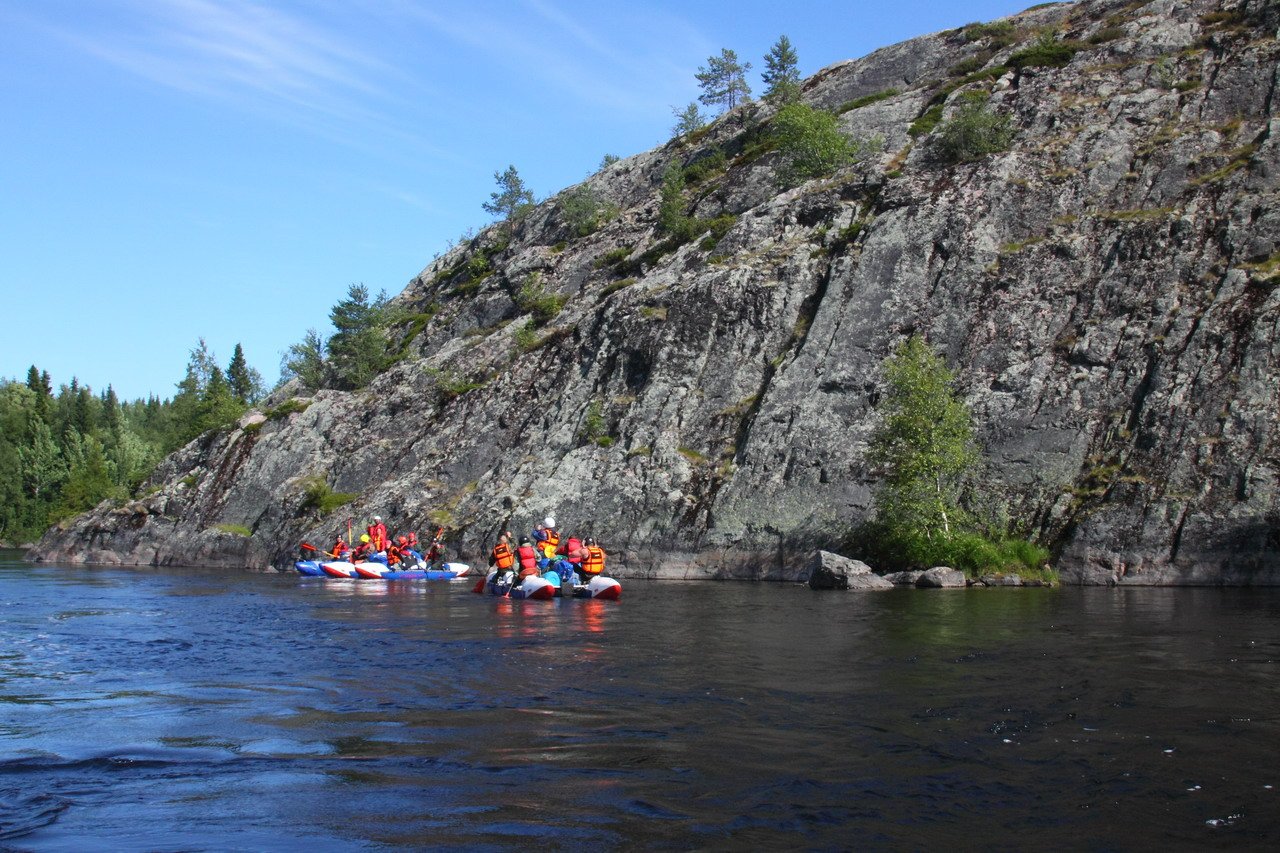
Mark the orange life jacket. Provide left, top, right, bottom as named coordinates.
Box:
left=492, top=541, right=515, bottom=570
left=368, top=523, right=388, bottom=551
left=540, top=529, right=560, bottom=558
left=583, top=545, right=606, bottom=576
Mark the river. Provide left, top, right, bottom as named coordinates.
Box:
left=1, top=551, right=1277, bottom=850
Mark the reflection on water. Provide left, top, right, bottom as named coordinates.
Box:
left=0, top=552, right=1277, bottom=849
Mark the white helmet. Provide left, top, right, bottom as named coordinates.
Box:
left=544, top=516, right=556, bottom=528
left=373, top=515, right=382, bottom=522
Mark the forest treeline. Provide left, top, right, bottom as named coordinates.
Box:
left=0, top=340, right=263, bottom=544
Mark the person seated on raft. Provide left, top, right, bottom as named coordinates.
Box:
left=555, top=532, right=588, bottom=586
left=581, top=537, right=606, bottom=579
left=349, top=534, right=374, bottom=562
left=516, top=537, right=540, bottom=578
left=489, top=531, right=516, bottom=581
left=532, top=516, right=559, bottom=569
left=395, top=535, right=421, bottom=566
left=331, top=536, right=350, bottom=560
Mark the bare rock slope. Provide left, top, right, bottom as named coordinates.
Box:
left=36, top=0, right=1280, bottom=584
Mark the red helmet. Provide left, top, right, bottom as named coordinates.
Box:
left=398, top=535, right=408, bottom=545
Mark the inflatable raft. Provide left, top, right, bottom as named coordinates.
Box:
left=294, top=560, right=470, bottom=580
left=474, top=570, right=621, bottom=600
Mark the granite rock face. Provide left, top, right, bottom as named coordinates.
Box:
left=34, top=0, right=1280, bottom=584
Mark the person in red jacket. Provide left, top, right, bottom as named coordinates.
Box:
left=367, top=515, right=388, bottom=552
left=516, top=537, right=540, bottom=578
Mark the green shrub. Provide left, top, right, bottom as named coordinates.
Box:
left=595, top=246, right=632, bottom=269
left=579, top=400, right=609, bottom=445
left=948, top=54, right=991, bottom=77
left=213, top=523, right=252, bottom=537
left=425, top=367, right=488, bottom=401
left=699, top=214, right=738, bottom=250
left=908, top=104, right=945, bottom=137
left=682, top=147, right=728, bottom=185
left=265, top=398, right=311, bottom=420
left=835, top=89, right=899, bottom=114
left=933, top=99, right=1013, bottom=163
left=963, top=20, right=1017, bottom=47
left=298, top=475, right=357, bottom=515
left=513, top=320, right=539, bottom=351
left=514, top=274, right=566, bottom=326
left=600, top=278, right=637, bottom=298
left=772, top=102, right=872, bottom=187
left=1008, top=33, right=1081, bottom=69
left=560, top=185, right=618, bottom=237
left=1088, top=26, right=1126, bottom=44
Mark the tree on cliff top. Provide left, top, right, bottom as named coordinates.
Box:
left=483, top=165, right=535, bottom=227
left=696, top=48, right=752, bottom=113
left=762, top=35, right=801, bottom=104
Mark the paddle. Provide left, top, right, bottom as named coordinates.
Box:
left=301, top=542, right=338, bottom=559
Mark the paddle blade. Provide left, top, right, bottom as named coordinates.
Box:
left=471, top=577, right=486, bottom=594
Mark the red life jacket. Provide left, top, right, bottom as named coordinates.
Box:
left=583, top=545, right=606, bottom=575
left=517, top=540, right=537, bottom=568
left=561, top=537, right=584, bottom=563
left=367, top=523, right=388, bottom=551
left=492, top=541, right=515, bottom=570
left=517, top=544, right=538, bottom=574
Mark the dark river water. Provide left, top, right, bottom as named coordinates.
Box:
left=1, top=550, right=1278, bottom=851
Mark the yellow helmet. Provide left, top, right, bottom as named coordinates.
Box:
left=360, top=534, right=370, bottom=543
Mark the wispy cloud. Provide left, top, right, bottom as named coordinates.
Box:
left=388, top=0, right=711, bottom=118
left=31, top=0, right=390, bottom=117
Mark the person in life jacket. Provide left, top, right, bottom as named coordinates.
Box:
left=395, top=535, right=419, bottom=567
left=405, top=532, right=421, bottom=562
left=490, top=532, right=515, bottom=575
left=350, top=533, right=373, bottom=562
left=424, top=532, right=446, bottom=570
left=332, top=536, right=350, bottom=559
left=516, top=537, right=540, bottom=578
left=386, top=538, right=404, bottom=567
left=367, top=515, right=389, bottom=552
left=582, top=537, right=606, bottom=577
left=537, top=516, right=560, bottom=561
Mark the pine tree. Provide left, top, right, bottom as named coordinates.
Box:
left=227, top=343, right=263, bottom=404
left=695, top=49, right=753, bottom=114
left=327, top=284, right=390, bottom=390
left=282, top=329, right=328, bottom=390
left=482, top=165, right=535, bottom=226
left=762, top=35, right=801, bottom=104
left=657, top=161, right=690, bottom=238
left=671, top=102, right=708, bottom=138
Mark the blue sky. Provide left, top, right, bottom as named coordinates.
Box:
left=1, top=0, right=1036, bottom=401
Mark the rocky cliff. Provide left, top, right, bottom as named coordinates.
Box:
left=34, top=0, right=1280, bottom=584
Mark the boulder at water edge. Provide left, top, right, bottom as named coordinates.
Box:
left=806, top=550, right=877, bottom=590
left=916, top=567, right=967, bottom=589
